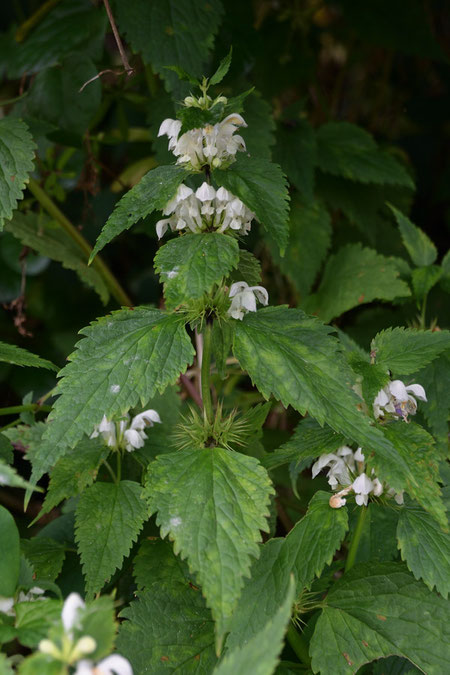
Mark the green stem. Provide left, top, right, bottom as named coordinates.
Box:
left=419, top=294, right=428, bottom=330
left=345, top=504, right=368, bottom=573
left=103, top=460, right=117, bottom=484
left=201, top=322, right=214, bottom=424
left=0, top=404, right=52, bottom=416
left=0, top=418, right=22, bottom=432
left=27, top=178, right=133, bottom=308
left=286, top=623, right=312, bottom=667
left=116, top=452, right=122, bottom=483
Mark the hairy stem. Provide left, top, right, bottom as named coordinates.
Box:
left=200, top=322, right=214, bottom=424
left=286, top=623, right=312, bottom=667
left=345, top=504, right=368, bottom=573
left=0, top=404, right=52, bottom=416
left=28, top=178, right=133, bottom=308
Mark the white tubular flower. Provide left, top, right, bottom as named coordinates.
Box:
left=17, top=586, right=46, bottom=603
left=62, top=593, right=85, bottom=638
left=158, top=113, right=247, bottom=170
left=91, top=415, right=116, bottom=447
left=74, top=655, right=133, bottom=675
left=373, top=379, right=427, bottom=421
left=352, top=473, right=373, bottom=506
left=130, top=409, right=161, bottom=431
left=311, top=447, right=354, bottom=488
left=227, top=281, right=269, bottom=320
left=0, top=597, right=14, bottom=616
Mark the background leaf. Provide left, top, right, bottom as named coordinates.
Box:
left=371, top=327, right=450, bottom=376
left=0, top=340, right=57, bottom=371
left=388, top=205, right=437, bottom=267
left=0, top=118, right=35, bottom=230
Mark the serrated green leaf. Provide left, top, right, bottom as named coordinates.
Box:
left=0, top=434, right=13, bottom=463
left=18, top=653, right=64, bottom=675
left=112, top=0, right=224, bottom=93
left=154, top=233, right=239, bottom=308
left=15, top=599, right=62, bottom=648
left=0, top=505, right=20, bottom=596
left=5, top=212, right=109, bottom=304
left=270, top=196, right=331, bottom=299
left=262, top=419, right=346, bottom=471
left=240, top=93, right=275, bottom=159
left=397, top=505, right=450, bottom=598
left=90, top=165, right=191, bottom=260
left=163, top=65, right=200, bottom=86
left=18, top=54, right=101, bottom=135
left=228, top=250, right=262, bottom=286
left=233, top=306, right=411, bottom=491
left=209, top=48, right=232, bottom=86
left=7, top=0, right=107, bottom=78
left=133, top=538, right=191, bottom=591
left=212, top=320, right=235, bottom=379
left=412, top=265, right=442, bottom=301
left=382, top=422, right=445, bottom=529
left=214, top=577, right=295, bottom=675
left=225, top=492, right=348, bottom=650
left=347, top=356, right=390, bottom=413
left=0, top=340, right=57, bottom=371
left=413, top=353, right=450, bottom=453
left=144, top=447, right=274, bottom=642
left=21, top=538, right=65, bottom=583
left=371, top=327, right=450, bottom=376
left=303, top=244, right=411, bottom=322
left=75, top=480, right=148, bottom=597
left=274, top=120, right=317, bottom=200
left=0, top=460, right=41, bottom=492
left=316, top=122, right=414, bottom=188
left=78, top=595, right=117, bottom=661
left=310, top=562, right=450, bottom=675
left=388, top=205, right=437, bottom=267
left=213, top=156, right=290, bottom=255
left=372, top=656, right=422, bottom=675
left=0, top=118, right=35, bottom=230
left=42, top=308, right=194, bottom=470
left=117, top=580, right=217, bottom=673
left=349, top=503, right=399, bottom=564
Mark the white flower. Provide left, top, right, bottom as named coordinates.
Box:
left=62, top=593, right=86, bottom=638
left=155, top=182, right=255, bottom=239
left=373, top=379, right=427, bottom=421
left=91, top=415, right=116, bottom=447
left=311, top=446, right=354, bottom=488
left=158, top=113, right=247, bottom=170
left=227, top=281, right=269, bottom=320
left=130, top=409, right=161, bottom=431
left=90, top=409, right=161, bottom=453
left=352, top=473, right=373, bottom=506
left=0, top=597, right=14, bottom=616
left=74, top=654, right=133, bottom=675
left=17, top=586, right=46, bottom=604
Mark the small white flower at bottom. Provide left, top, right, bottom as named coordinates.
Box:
left=74, top=654, right=133, bottom=675
left=227, top=281, right=269, bottom=320
left=373, top=379, right=427, bottom=420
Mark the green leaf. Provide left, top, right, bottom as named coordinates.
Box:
left=316, top=122, right=414, bottom=188
left=7, top=0, right=107, bottom=78
left=163, top=65, right=200, bottom=87
left=0, top=505, right=20, bottom=596
left=154, top=233, right=239, bottom=308
left=347, top=355, right=390, bottom=413
left=303, top=244, right=411, bottom=322
left=5, top=212, right=109, bottom=304
left=0, top=118, right=35, bottom=231
left=228, top=250, right=262, bottom=286
left=212, top=320, right=234, bottom=379
left=233, top=306, right=411, bottom=491
left=240, top=93, right=275, bottom=159
left=372, top=656, right=422, bottom=675
left=18, top=654, right=63, bottom=675
left=75, top=480, right=148, bottom=597
left=274, top=120, right=317, bottom=200
left=133, top=538, right=191, bottom=591
left=18, top=54, right=101, bottom=135
left=78, top=595, right=117, bottom=661
left=117, top=580, right=217, bottom=673
left=413, top=353, right=450, bottom=453
left=262, top=419, right=346, bottom=471
left=213, top=156, right=290, bottom=255
left=39, top=437, right=107, bottom=518
left=382, top=422, right=445, bottom=529
left=397, top=505, right=450, bottom=598
left=90, top=165, right=191, bottom=260
left=43, top=307, right=194, bottom=468
left=310, top=562, right=450, bottom=675
left=225, top=492, right=348, bottom=650
left=349, top=503, right=399, bottom=564
left=4, top=422, right=59, bottom=497
left=15, top=599, right=62, bottom=648
left=144, top=447, right=274, bottom=644
left=0, top=340, right=57, bottom=371
left=388, top=205, right=437, bottom=266
left=270, top=196, right=331, bottom=299
left=371, top=327, right=450, bottom=376
left=0, top=460, right=42, bottom=492
left=0, top=434, right=13, bottom=463
left=412, top=265, right=442, bottom=301
left=214, top=577, right=295, bottom=675
left=21, top=538, right=65, bottom=583
left=112, top=0, right=224, bottom=92
left=209, top=48, right=232, bottom=86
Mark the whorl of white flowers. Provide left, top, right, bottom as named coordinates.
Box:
left=312, top=446, right=404, bottom=508
left=156, top=182, right=255, bottom=239
left=373, top=379, right=427, bottom=421
left=227, top=281, right=269, bottom=320
left=91, top=409, right=161, bottom=453
left=158, top=113, right=247, bottom=170
left=39, top=594, right=132, bottom=673
left=0, top=586, right=45, bottom=618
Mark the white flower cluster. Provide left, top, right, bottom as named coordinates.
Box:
left=91, top=409, right=161, bottom=453
left=373, top=379, right=427, bottom=421
left=158, top=113, right=247, bottom=170
left=39, top=593, right=132, bottom=674
left=0, top=586, right=45, bottom=617
left=312, top=446, right=404, bottom=508
left=227, top=281, right=269, bottom=320
left=156, top=182, right=255, bottom=240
